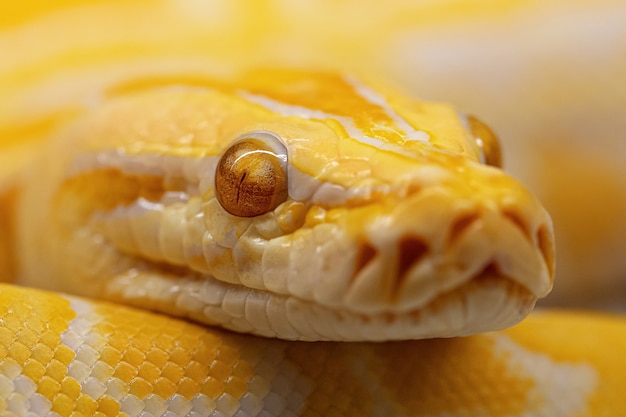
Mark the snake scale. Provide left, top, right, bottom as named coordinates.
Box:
left=2, top=67, right=626, bottom=416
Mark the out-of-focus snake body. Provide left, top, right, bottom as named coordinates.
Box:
left=0, top=57, right=625, bottom=417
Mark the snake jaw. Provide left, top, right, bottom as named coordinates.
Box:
left=195, top=160, right=553, bottom=341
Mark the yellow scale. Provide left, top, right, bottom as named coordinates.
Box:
left=2, top=284, right=626, bottom=416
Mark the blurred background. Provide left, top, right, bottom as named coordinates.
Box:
left=1, top=0, right=624, bottom=308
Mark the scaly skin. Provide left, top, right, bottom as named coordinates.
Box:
left=2, top=283, right=626, bottom=416
left=14, top=69, right=553, bottom=341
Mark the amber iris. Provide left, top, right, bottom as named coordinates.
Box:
left=467, top=115, right=502, bottom=168
left=215, top=137, right=288, bottom=217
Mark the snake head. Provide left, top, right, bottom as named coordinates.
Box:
left=17, top=69, right=554, bottom=341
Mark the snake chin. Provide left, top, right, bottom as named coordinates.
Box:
left=99, top=258, right=535, bottom=342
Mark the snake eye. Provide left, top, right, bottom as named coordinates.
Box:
left=215, top=131, right=289, bottom=217
left=467, top=115, right=503, bottom=168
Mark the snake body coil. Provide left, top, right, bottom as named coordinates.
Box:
left=2, top=284, right=626, bottom=416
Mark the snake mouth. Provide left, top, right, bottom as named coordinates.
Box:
left=348, top=206, right=555, bottom=310
left=101, top=255, right=536, bottom=342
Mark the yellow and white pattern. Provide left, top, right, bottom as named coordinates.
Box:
left=2, top=284, right=626, bottom=416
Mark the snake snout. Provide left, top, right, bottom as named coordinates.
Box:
left=342, top=184, right=554, bottom=321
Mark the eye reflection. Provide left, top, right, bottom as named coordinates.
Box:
left=215, top=132, right=289, bottom=217
left=467, top=115, right=503, bottom=168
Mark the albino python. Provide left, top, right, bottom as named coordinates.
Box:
left=1, top=68, right=626, bottom=416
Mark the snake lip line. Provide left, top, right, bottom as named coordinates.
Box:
left=102, top=255, right=536, bottom=342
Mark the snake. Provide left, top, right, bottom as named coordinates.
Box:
left=1, top=67, right=626, bottom=416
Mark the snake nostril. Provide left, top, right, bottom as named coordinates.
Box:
left=537, top=224, right=555, bottom=278
left=396, top=235, right=429, bottom=295
left=354, top=241, right=378, bottom=278
left=448, top=211, right=481, bottom=245
left=501, top=208, right=532, bottom=240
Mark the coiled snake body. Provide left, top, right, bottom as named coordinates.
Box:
left=1, top=69, right=625, bottom=416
